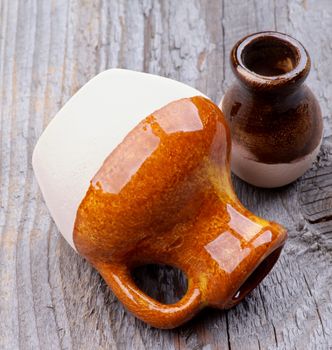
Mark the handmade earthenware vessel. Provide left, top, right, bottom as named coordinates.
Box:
left=33, top=69, right=287, bottom=329
left=221, top=31, right=323, bottom=188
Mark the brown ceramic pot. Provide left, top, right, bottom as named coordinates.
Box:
left=74, top=96, right=287, bottom=329
left=221, top=31, right=323, bottom=188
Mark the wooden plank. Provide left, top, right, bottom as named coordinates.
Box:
left=0, top=0, right=331, bottom=349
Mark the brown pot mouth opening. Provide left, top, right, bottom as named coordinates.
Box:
left=232, top=31, right=310, bottom=91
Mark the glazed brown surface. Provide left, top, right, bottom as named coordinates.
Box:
left=74, top=96, right=287, bottom=329
left=222, top=84, right=322, bottom=163
left=222, top=31, right=323, bottom=164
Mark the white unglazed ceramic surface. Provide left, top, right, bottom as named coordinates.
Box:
left=32, top=69, right=206, bottom=250
left=231, top=141, right=322, bottom=188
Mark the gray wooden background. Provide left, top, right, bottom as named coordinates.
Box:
left=0, top=0, right=331, bottom=349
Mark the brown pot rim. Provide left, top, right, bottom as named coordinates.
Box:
left=231, top=31, right=310, bottom=91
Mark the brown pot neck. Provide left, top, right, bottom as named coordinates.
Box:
left=230, top=31, right=310, bottom=94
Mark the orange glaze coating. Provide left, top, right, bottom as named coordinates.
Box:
left=74, top=96, right=287, bottom=329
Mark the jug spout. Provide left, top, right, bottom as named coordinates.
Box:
left=201, top=216, right=287, bottom=309
left=226, top=243, right=284, bottom=308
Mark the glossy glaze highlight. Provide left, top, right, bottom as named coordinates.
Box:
left=74, top=96, right=287, bottom=328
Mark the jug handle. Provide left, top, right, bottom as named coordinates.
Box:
left=97, top=262, right=202, bottom=329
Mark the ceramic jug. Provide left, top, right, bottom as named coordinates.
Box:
left=221, top=31, right=323, bottom=188
left=33, top=69, right=287, bottom=329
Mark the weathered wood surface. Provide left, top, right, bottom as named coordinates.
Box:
left=0, top=0, right=331, bottom=349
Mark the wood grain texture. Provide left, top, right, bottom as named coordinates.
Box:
left=0, top=0, right=331, bottom=349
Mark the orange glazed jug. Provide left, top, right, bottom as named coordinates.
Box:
left=33, top=70, right=287, bottom=329
left=74, top=97, right=287, bottom=329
